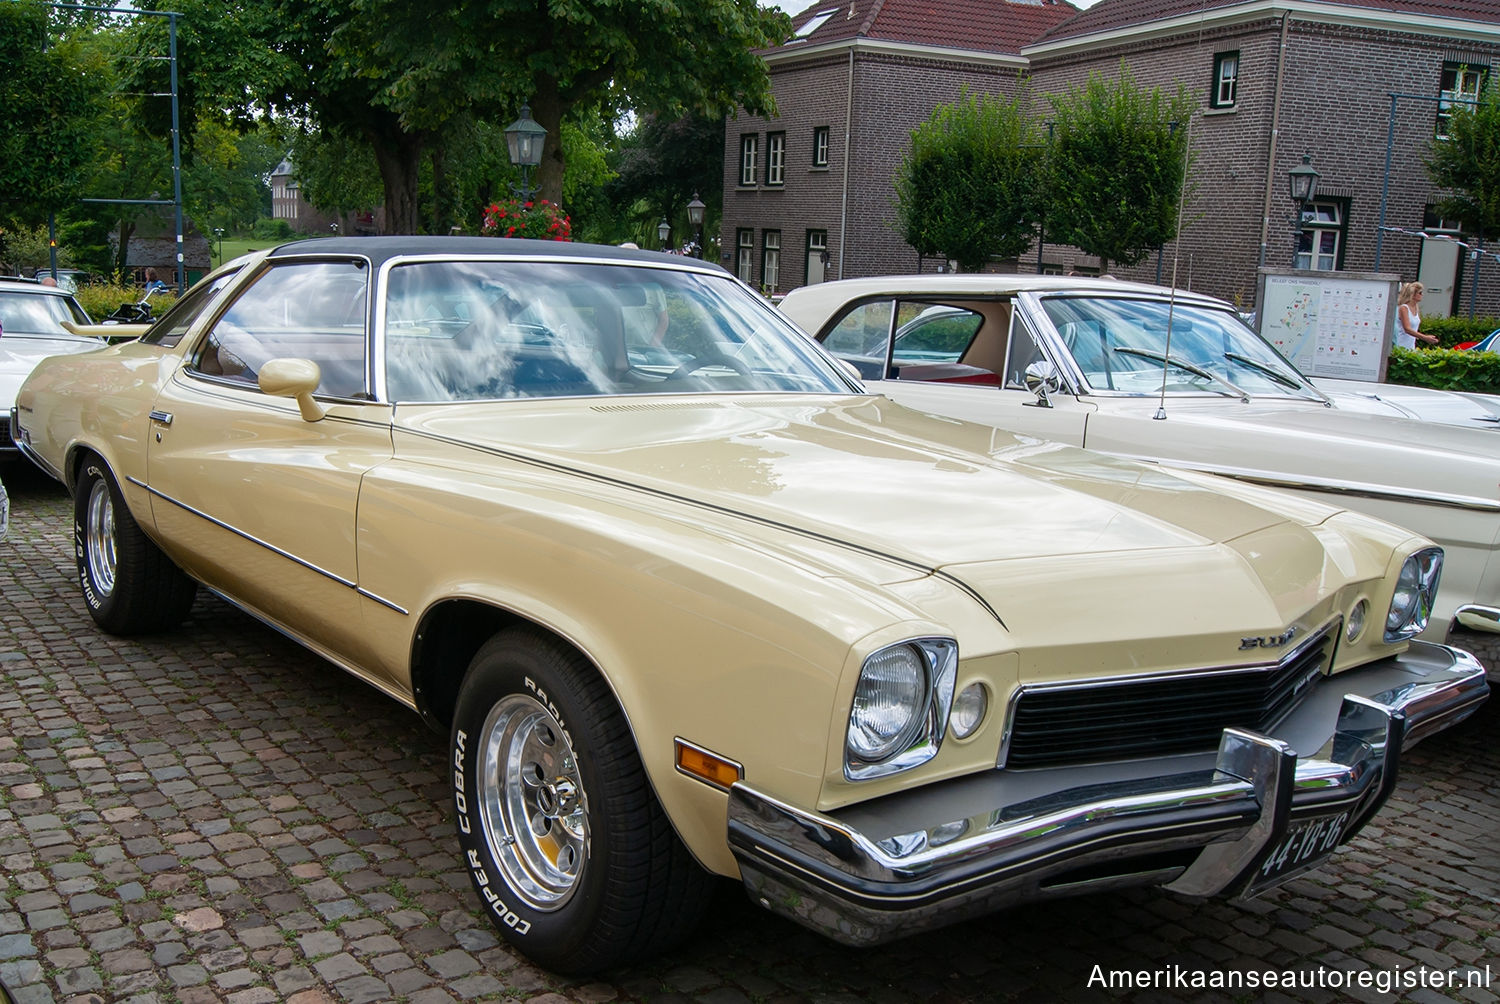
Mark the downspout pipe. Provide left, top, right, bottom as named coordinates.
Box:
left=1258, top=11, right=1292, bottom=274
left=838, top=47, right=854, bottom=280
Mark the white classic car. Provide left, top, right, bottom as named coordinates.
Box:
left=0, top=279, right=104, bottom=459
left=780, top=275, right=1500, bottom=652
left=12, top=240, right=1487, bottom=972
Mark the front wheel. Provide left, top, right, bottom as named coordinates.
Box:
left=451, top=628, right=712, bottom=974
left=74, top=458, right=196, bottom=635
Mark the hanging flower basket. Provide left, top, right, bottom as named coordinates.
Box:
left=480, top=199, right=572, bottom=241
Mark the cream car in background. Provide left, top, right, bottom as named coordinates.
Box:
left=13, top=240, right=1488, bottom=973
left=780, top=275, right=1500, bottom=653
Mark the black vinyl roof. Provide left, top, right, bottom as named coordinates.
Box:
left=265, top=236, right=724, bottom=273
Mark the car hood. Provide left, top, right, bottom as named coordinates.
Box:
left=1083, top=396, right=1500, bottom=508
left=1314, top=377, right=1500, bottom=429
left=397, top=394, right=1343, bottom=573
left=0, top=333, right=106, bottom=405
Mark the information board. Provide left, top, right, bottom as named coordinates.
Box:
left=1255, top=270, right=1399, bottom=381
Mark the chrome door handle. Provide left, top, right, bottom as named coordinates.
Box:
left=149, top=410, right=174, bottom=426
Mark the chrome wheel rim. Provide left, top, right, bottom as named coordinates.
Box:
left=85, top=479, right=118, bottom=597
left=477, top=694, right=588, bottom=910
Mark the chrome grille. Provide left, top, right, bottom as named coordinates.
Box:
left=0, top=412, right=11, bottom=449
left=1004, top=625, right=1336, bottom=769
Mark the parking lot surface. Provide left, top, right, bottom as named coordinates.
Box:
left=1, top=463, right=1497, bottom=1004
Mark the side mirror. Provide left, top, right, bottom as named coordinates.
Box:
left=259, top=358, right=327, bottom=422
left=1023, top=360, right=1060, bottom=408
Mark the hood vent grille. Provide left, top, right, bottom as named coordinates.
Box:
left=590, top=401, right=729, bottom=413
left=1003, top=624, right=1336, bottom=769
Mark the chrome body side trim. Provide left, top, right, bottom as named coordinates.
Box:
left=726, top=642, right=1487, bottom=946
left=128, top=477, right=409, bottom=616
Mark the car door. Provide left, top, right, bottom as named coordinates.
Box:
left=817, top=295, right=1093, bottom=444
left=145, top=258, right=393, bottom=669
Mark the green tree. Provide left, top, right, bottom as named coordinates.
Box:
left=0, top=1, right=105, bottom=228
left=895, top=89, right=1045, bottom=273
left=1427, top=75, right=1500, bottom=247
left=1046, top=64, right=1194, bottom=272
left=605, top=113, right=725, bottom=248
left=257, top=0, right=788, bottom=232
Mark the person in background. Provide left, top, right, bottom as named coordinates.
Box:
left=143, top=268, right=168, bottom=297
left=1395, top=281, right=1439, bottom=348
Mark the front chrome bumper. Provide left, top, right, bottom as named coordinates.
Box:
left=727, top=642, right=1488, bottom=946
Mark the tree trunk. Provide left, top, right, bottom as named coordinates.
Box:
left=530, top=78, right=567, bottom=206
left=369, top=127, right=425, bottom=234
left=114, top=218, right=135, bottom=283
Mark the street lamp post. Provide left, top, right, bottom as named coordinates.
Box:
left=504, top=103, right=548, bottom=202
left=657, top=218, right=671, bottom=252
left=686, top=193, right=705, bottom=260
left=212, top=227, right=224, bottom=265
left=1288, top=153, right=1320, bottom=268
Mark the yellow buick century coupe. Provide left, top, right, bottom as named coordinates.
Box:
left=11, top=239, right=1488, bottom=974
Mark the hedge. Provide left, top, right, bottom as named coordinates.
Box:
left=1387, top=346, right=1500, bottom=394
left=74, top=283, right=177, bottom=322
left=1417, top=314, right=1500, bottom=349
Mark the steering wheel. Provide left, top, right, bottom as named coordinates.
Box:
left=669, top=352, right=753, bottom=380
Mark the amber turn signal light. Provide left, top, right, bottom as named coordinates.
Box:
left=674, top=738, right=743, bottom=791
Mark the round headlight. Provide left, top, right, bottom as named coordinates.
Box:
left=848, top=645, right=927, bottom=761
left=1346, top=599, right=1368, bottom=643
left=1387, top=555, right=1424, bottom=634
left=949, top=682, right=988, bottom=740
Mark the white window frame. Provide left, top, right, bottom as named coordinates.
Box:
left=813, top=126, right=830, bottom=168
left=1438, top=62, right=1485, bottom=138
left=736, top=229, right=754, bottom=282
left=762, top=231, right=781, bottom=293
left=1295, top=201, right=1344, bottom=271
left=740, top=135, right=758, bottom=187
left=766, top=133, right=785, bottom=187
left=1212, top=51, right=1239, bottom=108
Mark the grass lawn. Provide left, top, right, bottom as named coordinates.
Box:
left=212, top=237, right=271, bottom=268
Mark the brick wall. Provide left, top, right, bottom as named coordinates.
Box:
left=735, top=15, right=1500, bottom=317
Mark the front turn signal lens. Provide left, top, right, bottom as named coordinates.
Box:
left=675, top=738, right=743, bottom=791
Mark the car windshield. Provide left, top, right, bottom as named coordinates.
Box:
left=0, top=289, right=88, bottom=336
left=1040, top=296, right=1321, bottom=400
left=383, top=260, right=851, bottom=402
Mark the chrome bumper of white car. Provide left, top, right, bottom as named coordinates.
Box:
left=1455, top=604, right=1500, bottom=634
left=727, top=642, right=1488, bottom=946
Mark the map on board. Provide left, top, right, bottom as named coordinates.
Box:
left=1259, top=274, right=1392, bottom=380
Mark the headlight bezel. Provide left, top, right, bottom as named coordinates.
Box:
left=1383, top=546, right=1443, bottom=643
left=844, top=638, right=958, bottom=781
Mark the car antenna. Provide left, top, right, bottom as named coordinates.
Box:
left=1155, top=111, right=1196, bottom=422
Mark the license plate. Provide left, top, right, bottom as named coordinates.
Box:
left=1249, top=808, right=1351, bottom=893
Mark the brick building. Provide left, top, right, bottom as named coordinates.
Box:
left=724, top=0, right=1500, bottom=317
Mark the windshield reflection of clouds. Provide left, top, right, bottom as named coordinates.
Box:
left=1042, top=297, right=1320, bottom=400
left=383, top=262, right=846, bottom=403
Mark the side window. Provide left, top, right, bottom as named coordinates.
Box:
left=189, top=260, right=369, bottom=399
left=1004, top=315, right=1050, bottom=390
left=892, top=305, right=983, bottom=364
left=142, top=269, right=241, bottom=348
left=818, top=299, right=893, bottom=379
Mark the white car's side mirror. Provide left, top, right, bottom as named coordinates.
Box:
left=1023, top=360, right=1060, bottom=408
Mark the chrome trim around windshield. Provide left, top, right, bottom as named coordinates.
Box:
left=128, top=477, right=409, bottom=615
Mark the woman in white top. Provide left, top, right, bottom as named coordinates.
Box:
left=1395, top=281, right=1439, bottom=349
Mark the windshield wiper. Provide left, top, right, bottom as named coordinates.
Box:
left=1223, top=352, right=1304, bottom=391
left=1113, top=346, right=1248, bottom=399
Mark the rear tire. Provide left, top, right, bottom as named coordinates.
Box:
left=450, top=628, right=713, bottom=974
left=74, top=457, right=196, bottom=635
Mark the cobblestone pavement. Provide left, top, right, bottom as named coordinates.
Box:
left=1, top=463, right=1497, bottom=1004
